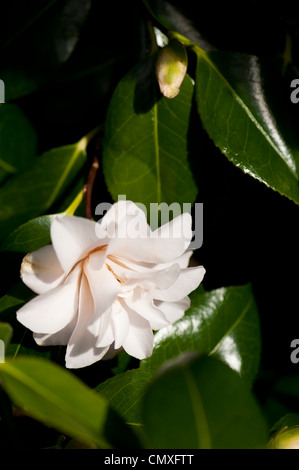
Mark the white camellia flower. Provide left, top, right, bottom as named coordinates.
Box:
left=17, top=201, right=205, bottom=368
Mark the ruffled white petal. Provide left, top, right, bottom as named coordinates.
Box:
left=95, top=308, right=115, bottom=348
left=150, top=266, right=206, bottom=302
left=17, top=265, right=81, bottom=334
left=65, top=273, right=109, bottom=368
left=124, top=288, right=169, bottom=330
left=33, top=314, right=77, bottom=346
left=99, top=200, right=150, bottom=240
left=106, top=258, right=180, bottom=291
left=111, top=302, right=129, bottom=350
left=155, top=297, right=190, bottom=323
left=104, top=206, right=191, bottom=264
left=51, top=215, right=106, bottom=274
left=84, top=257, right=121, bottom=324
left=153, top=212, right=192, bottom=250
left=21, top=245, right=65, bottom=294
left=122, top=305, right=154, bottom=359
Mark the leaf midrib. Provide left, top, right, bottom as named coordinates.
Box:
left=209, top=296, right=253, bottom=356
left=153, top=101, right=161, bottom=204
left=183, top=367, right=212, bottom=449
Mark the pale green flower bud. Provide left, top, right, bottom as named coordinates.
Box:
left=155, top=39, right=188, bottom=99
left=268, top=426, right=299, bottom=449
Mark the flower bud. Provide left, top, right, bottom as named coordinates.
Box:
left=155, top=39, right=188, bottom=99
left=268, top=426, right=299, bottom=449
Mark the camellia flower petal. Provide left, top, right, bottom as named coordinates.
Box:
left=17, top=200, right=205, bottom=368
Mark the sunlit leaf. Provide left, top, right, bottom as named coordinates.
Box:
left=0, top=356, right=140, bottom=448
left=141, top=284, right=261, bottom=386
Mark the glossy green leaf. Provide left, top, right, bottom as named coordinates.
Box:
left=0, top=104, right=37, bottom=184
left=95, top=368, right=152, bottom=425
left=142, top=354, right=268, bottom=449
left=194, top=48, right=299, bottom=204
left=141, top=284, right=261, bottom=386
left=0, top=356, right=139, bottom=448
left=1, top=188, right=84, bottom=253
left=102, top=57, right=197, bottom=212
left=0, top=136, right=87, bottom=240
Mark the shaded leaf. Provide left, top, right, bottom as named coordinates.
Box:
left=142, top=354, right=268, bottom=449
left=0, top=104, right=37, bottom=184
left=143, top=0, right=214, bottom=51
left=1, top=0, right=92, bottom=100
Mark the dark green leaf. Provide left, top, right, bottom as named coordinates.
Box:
left=141, top=284, right=261, bottom=386
left=195, top=48, right=299, bottom=204
left=0, top=104, right=37, bottom=184
left=143, top=1, right=213, bottom=51
left=1, top=0, right=92, bottom=100
left=0, top=137, right=87, bottom=240
left=0, top=356, right=140, bottom=449
left=142, top=354, right=268, bottom=449
left=102, top=57, right=197, bottom=213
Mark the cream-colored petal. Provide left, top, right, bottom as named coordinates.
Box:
left=50, top=215, right=107, bottom=274
left=33, top=313, right=77, bottom=346
left=65, top=273, right=109, bottom=368
left=106, top=258, right=180, bottom=290
left=95, top=308, right=115, bottom=348
left=17, top=265, right=81, bottom=334
left=111, top=302, right=129, bottom=350
left=84, top=259, right=121, bottom=325
left=21, top=245, right=65, bottom=294
left=99, top=200, right=150, bottom=240
left=154, top=297, right=190, bottom=323
left=122, top=305, right=154, bottom=359
left=153, top=212, right=192, bottom=250
left=124, top=288, right=169, bottom=330
left=150, top=266, right=206, bottom=302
